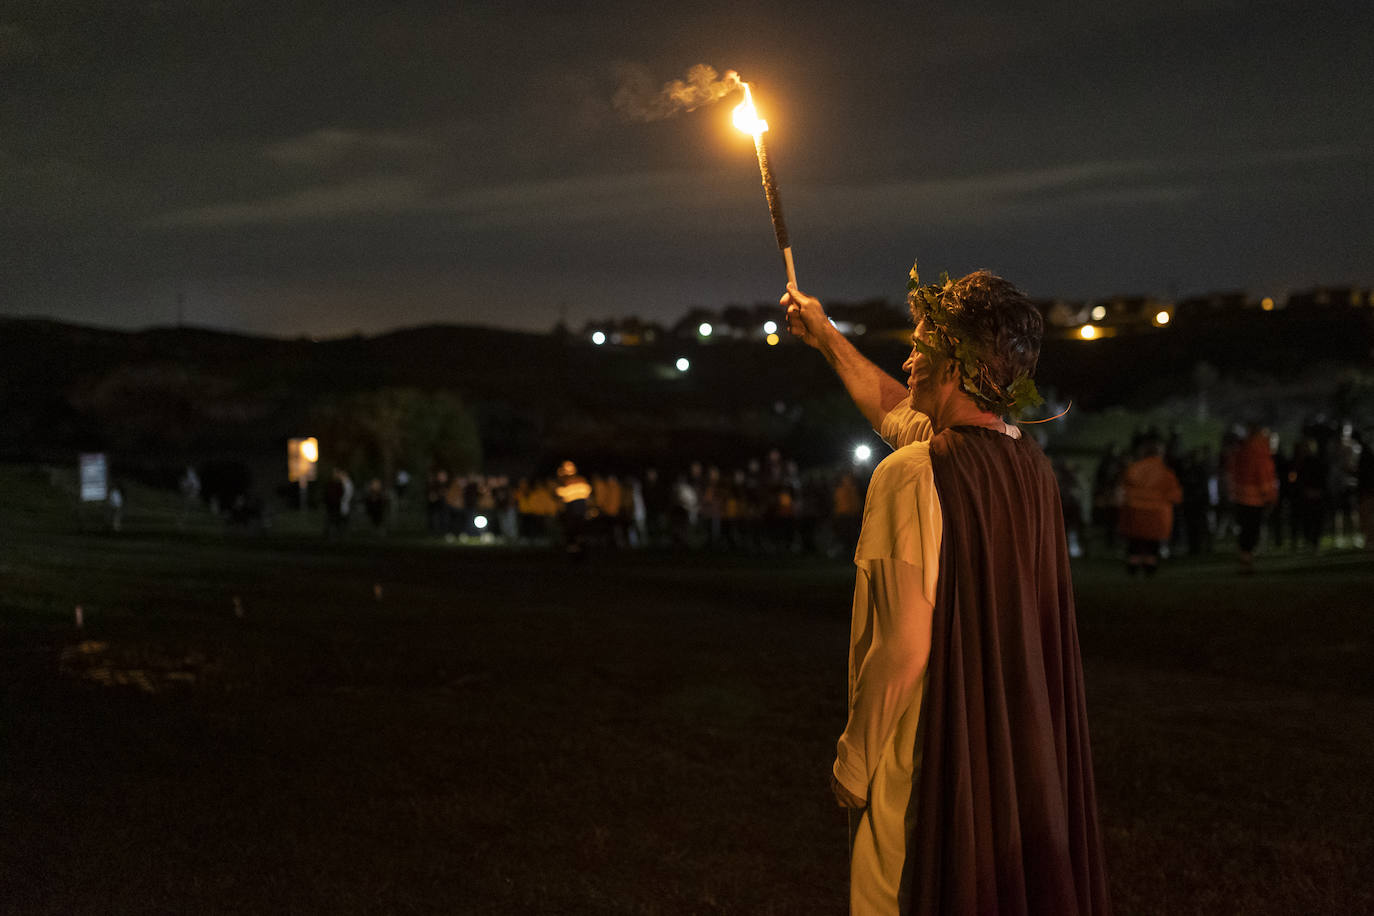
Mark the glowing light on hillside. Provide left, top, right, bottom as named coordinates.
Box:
left=763, top=320, right=778, bottom=335
left=1261, top=297, right=1275, bottom=311
left=287, top=437, right=319, bottom=493
left=591, top=330, right=606, bottom=345
left=676, top=357, right=691, bottom=372
left=698, top=322, right=713, bottom=337
left=1091, top=305, right=1107, bottom=321
left=1154, top=310, right=1172, bottom=326
left=474, top=515, right=488, bottom=530
left=766, top=333, right=780, bottom=346
left=1079, top=325, right=1098, bottom=340
left=854, top=444, right=872, bottom=463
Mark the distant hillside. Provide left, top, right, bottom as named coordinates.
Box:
left=0, top=318, right=866, bottom=475
left=2, top=305, right=1370, bottom=479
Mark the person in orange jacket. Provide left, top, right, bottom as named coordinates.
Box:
left=1118, top=438, right=1183, bottom=575
left=1229, top=423, right=1279, bottom=571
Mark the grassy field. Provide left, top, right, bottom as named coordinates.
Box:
left=2, top=466, right=1372, bottom=914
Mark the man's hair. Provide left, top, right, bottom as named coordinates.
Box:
left=908, top=270, right=1043, bottom=412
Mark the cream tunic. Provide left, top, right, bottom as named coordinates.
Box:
left=835, top=401, right=942, bottom=914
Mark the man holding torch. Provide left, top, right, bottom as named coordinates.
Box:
left=781, top=270, right=1110, bottom=915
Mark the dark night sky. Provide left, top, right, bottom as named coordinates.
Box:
left=2, top=1, right=1371, bottom=336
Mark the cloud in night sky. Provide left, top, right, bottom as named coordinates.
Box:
left=261, top=128, right=437, bottom=167
left=148, top=175, right=429, bottom=228
left=1, top=0, right=1370, bottom=335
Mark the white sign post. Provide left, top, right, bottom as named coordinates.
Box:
left=79, top=453, right=108, bottom=503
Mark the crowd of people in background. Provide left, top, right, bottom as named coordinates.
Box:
left=302, top=419, right=1372, bottom=571
left=407, top=448, right=868, bottom=558
left=1068, top=418, right=1372, bottom=574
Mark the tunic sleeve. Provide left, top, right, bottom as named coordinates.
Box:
left=833, top=557, right=934, bottom=801
left=854, top=442, right=942, bottom=594
left=836, top=443, right=943, bottom=802
left=878, top=401, right=934, bottom=451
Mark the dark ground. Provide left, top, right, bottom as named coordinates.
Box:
left=2, top=468, right=1372, bottom=914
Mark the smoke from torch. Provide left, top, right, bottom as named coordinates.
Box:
left=732, top=80, right=796, bottom=287
left=614, top=65, right=796, bottom=285
left=613, top=64, right=741, bottom=121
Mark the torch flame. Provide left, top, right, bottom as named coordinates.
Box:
left=732, top=83, right=768, bottom=136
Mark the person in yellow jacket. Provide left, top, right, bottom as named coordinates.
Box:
left=1118, top=439, right=1183, bottom=575
left=832, top=471, right=862, bottom=555
left=525, top=479, right=560, bottom=543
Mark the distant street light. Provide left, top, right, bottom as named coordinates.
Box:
left=287, top=437, right=319, bottom=511
left=766, top=333, right=780, bottom=346
left=698, top=322, right=713, bottom=338
left=591, top=330, right=606, bottom=345
left=1154, top=310, right=1172, bottom=326
left=854, top=444, right=873, bottom=463
left=763, top=320, right=778, bottom=335
left=676, top=357, right=691, bottom=372
left=474, top=515, right=489, bottom=530
left=1091, top=305, right=1107, bottom=321
left=1079, top=325, right=1098, bottom=340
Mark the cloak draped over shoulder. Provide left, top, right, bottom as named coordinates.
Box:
left=906, top=427, right=1110, bottom=916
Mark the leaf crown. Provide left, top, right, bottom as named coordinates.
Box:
left=906, top=261, right=1044, bottom=418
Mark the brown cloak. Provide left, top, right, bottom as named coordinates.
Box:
left=905, top=427, right=1110, bottom=915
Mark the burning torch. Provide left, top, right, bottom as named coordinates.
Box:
left=732, top=79, right=796, bottom=288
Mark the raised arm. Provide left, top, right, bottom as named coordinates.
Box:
left=782, top=283, right=909, bottom=431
